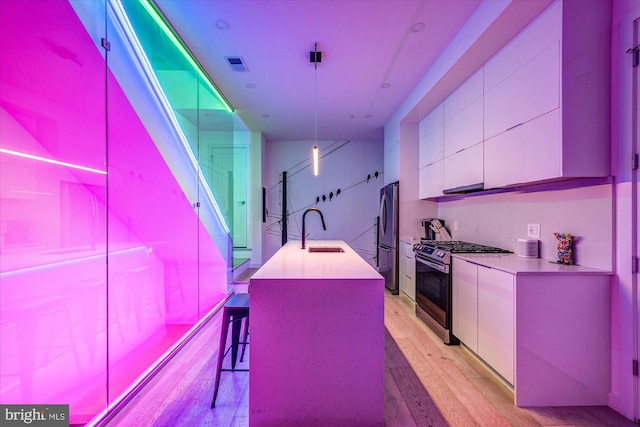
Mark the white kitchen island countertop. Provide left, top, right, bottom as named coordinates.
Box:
left=251, top=239, right=382, bottom=280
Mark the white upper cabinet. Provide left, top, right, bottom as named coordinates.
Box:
left=484, top=42, right=559, bottom=140
left=418, top=103, right=444, bottom=168
left=444, top=68, right=483, bottom=157
left=418, top=103, right=444, bottom=198
left=484, top=0, right=610, bottom=188
left=483, top=2, right=560, bottom=93
left=443, top=142, right=483, bottom=192
left=484, top=109, right=561, bottom=188
left=418, top=160, right=444, bottom=199
left=418, top=0, right=610, bottom=198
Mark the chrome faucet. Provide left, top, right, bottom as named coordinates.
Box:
left=301, top=208, right=326, bottom=249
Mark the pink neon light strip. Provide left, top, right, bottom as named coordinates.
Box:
left=83, top=299, right=228, bottom=427
left=0, top=147, right=107, bottom=175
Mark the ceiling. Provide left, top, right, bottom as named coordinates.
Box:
left=154, top=0, right=484, bottom=142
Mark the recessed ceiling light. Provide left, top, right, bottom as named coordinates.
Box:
left=381, top=83, right=391, bottom=89
left=216, top=19, right=229, bottom=30
left=262, top=114, right=270, bottom=118
left=246, top=83, right=256, bottom=89
left=411, top=22, right=426, bottom=32
left=364, top=114, right=373, bottom=119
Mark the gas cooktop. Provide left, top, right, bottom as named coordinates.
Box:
left=414, top=240, right=511, bottom=264
left=418, top=240, right=512, bottom=254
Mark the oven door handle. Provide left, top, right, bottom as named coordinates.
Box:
left=415, top=255, right=449, bottom=274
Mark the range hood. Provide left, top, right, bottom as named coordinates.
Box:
left=442, top=182, right=484, bottom=194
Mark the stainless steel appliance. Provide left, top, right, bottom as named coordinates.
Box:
left=377, top=182, right=399, bottom=294
left=413, top=240, right=510, bottom=345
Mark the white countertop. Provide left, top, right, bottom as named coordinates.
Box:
left=452, top=253, right=613, bottom=275
left=252, top=240, right=382, bottom=280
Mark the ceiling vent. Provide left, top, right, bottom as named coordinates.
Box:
left=225, top=56, right=248, bottom=72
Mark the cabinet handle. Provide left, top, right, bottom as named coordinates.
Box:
left=506, top=122, right=524, bottom=132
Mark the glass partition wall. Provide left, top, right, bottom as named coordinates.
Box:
left=0, top=1, right=243, bottom=423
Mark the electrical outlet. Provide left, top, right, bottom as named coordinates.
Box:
left=527, top=223, right=541, bottom=239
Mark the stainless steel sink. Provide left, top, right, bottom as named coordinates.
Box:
left=308, top=246, right=345, bottom=253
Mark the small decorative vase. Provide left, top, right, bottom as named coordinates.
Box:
left=553, top=233, right=573, bottom=265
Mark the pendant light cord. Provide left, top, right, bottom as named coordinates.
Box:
left=314, top=42, right=318, bottom=146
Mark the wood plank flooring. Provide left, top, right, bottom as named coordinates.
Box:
left=103, top=291, right=637, bottom=427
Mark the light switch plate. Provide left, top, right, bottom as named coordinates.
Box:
left=527, top=223, right=541, bottom=239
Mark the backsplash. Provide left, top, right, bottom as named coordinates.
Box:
left=437, top=178, right=613, bottom=271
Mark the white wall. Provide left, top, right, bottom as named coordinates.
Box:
left=436, top=179, right=613, bottom=271
left=263, top=139, right=384, bottom=266
left=249, top=131, right=264, bottom=266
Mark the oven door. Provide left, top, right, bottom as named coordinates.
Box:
left=415, top=255, right=450, bottom=329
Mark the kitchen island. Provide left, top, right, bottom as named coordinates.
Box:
left=249, top=240, right=384, bottom=427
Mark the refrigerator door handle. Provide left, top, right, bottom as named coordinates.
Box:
left=379, top=193, right=387, bottom=238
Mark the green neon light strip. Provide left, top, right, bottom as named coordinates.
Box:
left=140, top=0, right=234, bottom=113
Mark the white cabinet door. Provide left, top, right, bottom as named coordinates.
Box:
left=444, top=68, right=483, bottom=121
left=452, top=259, right=478, bottom=353
left=442, top=142, right=483, bottom=191
left=484, top=109, right=561, bottom=189
left=419, top=103, right=444, bottom=168
left=418, top=160, right=443, bottom=199
left=399, top=241, right=416, bottom=301
left=444, top=97, right=483, bottom=158
left=444, top=69, right=483, bottom=157
left=483, top=1, right=560, bottom=91
left=484, top=42, right=560, bottom=140
left=477, top=266, right=514, bottom=384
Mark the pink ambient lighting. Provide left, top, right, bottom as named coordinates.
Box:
left=0, top=0, right=229, bottom=423
left=0, top=148, right=107, bottom=175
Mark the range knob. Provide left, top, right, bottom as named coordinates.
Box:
left=437, top=250, right=445, bottom=258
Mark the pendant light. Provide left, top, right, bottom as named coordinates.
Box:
left=311, top=42, right=322, bottom=176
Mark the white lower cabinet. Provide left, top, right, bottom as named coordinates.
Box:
left=399, top=241, right=415, bottom=301
left=477, top=266, right=514, bottom=384
left=452, top=259, right=514, bottom=384
left=452, top=258, right=478, bottom=353
left=452, top=256, right=610, bottom=406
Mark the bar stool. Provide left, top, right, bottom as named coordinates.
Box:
left=211, top=293, right=250, bottom=408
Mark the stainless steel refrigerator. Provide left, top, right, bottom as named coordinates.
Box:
left=377, top=182, right=399, bottom=294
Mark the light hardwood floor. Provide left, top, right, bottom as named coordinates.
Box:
left=103, top=291, right=637, bottom=426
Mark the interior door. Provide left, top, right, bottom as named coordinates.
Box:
left=208, top=146, right=248, bottom=248
left=635, top=15, right=640, bottom=421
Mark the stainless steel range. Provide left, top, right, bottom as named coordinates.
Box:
left=413, top=240, right=510, bottom=345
